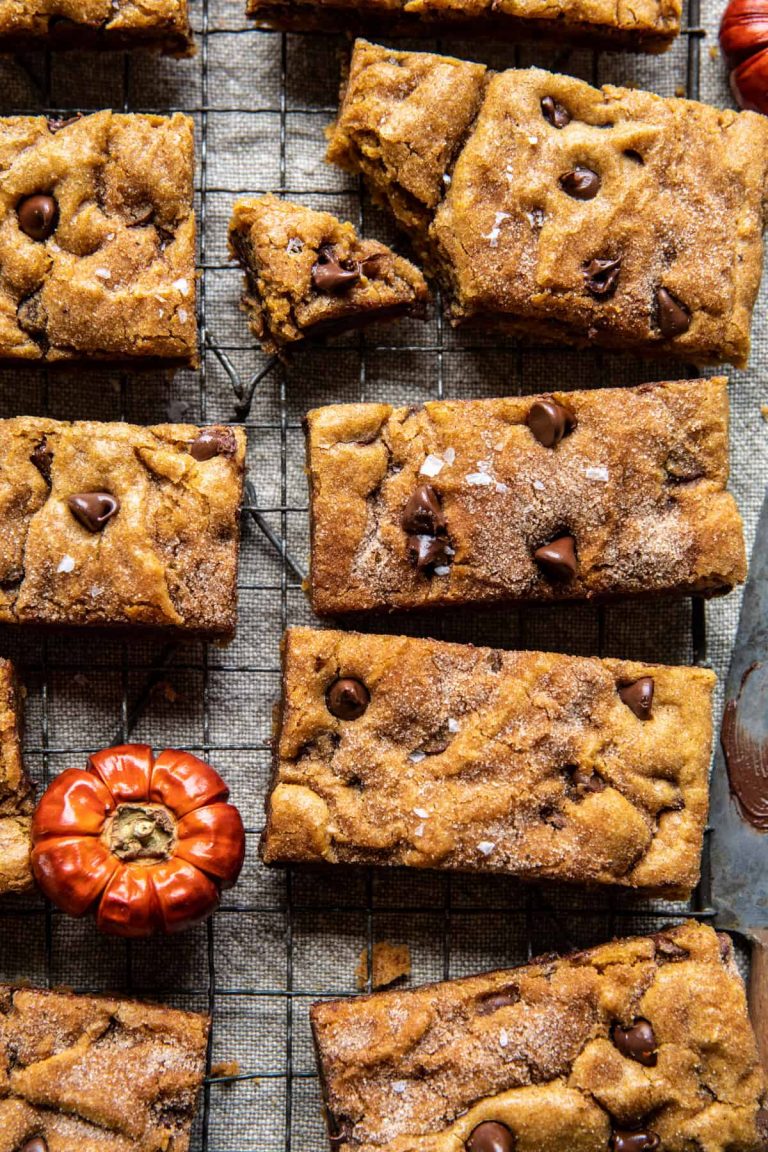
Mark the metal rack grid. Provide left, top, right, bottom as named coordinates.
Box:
left=0, top=1, right=764, bottom=1148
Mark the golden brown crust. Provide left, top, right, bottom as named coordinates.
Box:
left=0, top=0, right=192, bottom=52
left=0, top=660, right=33, bottom=896
left=0, top=112, right=197, bottom=364
left=228, top=196, right=429, bottom=355
left=0, top=984, right=209, bottom=1150
left=305, top=378, right=746, bottom=616
left=328, top=43, right=768, bottom=367
left=311, top=921, right=765, bottom=1152
left=0, top=418, right=246, bottom=640
left=262, top=626, right=714, bottom=896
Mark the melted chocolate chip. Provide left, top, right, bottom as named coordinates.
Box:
left=402, top=484, right=446, bottom=535
left=618, top=677, right=654, bottom=720
left=612, top=1018, right=657, bottom=1066
left=656, top=287, right=691, bottom=337
left=477, top=988, right=519, bottom=1014
left=466, top=1122, right=516, bottom=1152
left=559, top=166, right=601, bottom=200
left=47, top=113, right=82, bottom=133
left=541, top=96, right=570, bottom=128
left=527, top=398, right=574, bottom=447
left=18, top=194, right=58, bottom=242
left=611, top=1130, right=660, bottom=1152
left=652, top=934, right=689, bottom=962
left=624, top=149, right=644, bottom=164
left=584, top=256, right=621, bottom=298
left=326, top=678, right=369, bottom=721
left=571, top=767, right=605, bottom=794
left=534, top=535, right=577, bottom=580
left=311, top=246, right=360, bottom=293
left=20, top=1140, right=48, bottom=1152
left=407, top=533, right=452, bottom=572
left=30, top=438, right=53, bottom=484
left=189, top=426, right=237, bottom=462
left=67, top=491, right=120, bottom=533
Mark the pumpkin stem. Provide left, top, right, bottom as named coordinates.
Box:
left=108, top=804, right=176, bottom=862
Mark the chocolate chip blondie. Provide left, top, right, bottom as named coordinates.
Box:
left=305, top=377, right=746, bottom=616
left=0, top=0, right=192, bottom=53
left=247, top=0, right=680, bottom=52
left=311, top=921, right=765, bottom=1152
left=263, top=626, right=713, bottom=896
left=0, top=661, right=33, bottom=897
left=0, top=418, right=246, bottom=640
left=0, top=112, right=197, bottom=366
left=229, top=196, right=429, bottom=356
left=327, top=41, right=768, bottom=367
left=0, top=984, right=209, bottom=1150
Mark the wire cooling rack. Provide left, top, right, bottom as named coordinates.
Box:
left=1, top=1, right=767, bottom=1147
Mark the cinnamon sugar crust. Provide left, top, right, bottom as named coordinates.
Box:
left=262, top=627, right=714, bottom=897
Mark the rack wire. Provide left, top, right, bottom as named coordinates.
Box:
left=0, top=1, right=758, bottom=1147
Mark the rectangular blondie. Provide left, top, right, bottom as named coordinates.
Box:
left=305, top=378, right=746, bottom=616
left=311, top=921, right=765, bottom=1152
left=0, top=111, right=197, bottom=366
left=328, top=42, right=768, bottom=367
left=263, top=627, right=714, bottom=896
left=0, top=984, right=209, bottom=1150
left=0, top=0, right=192, bottom=53
left=0, top=660, right=33, bottom=896
left=0, top=418, right=246, bottom=640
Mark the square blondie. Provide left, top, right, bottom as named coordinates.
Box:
left=0, top=0, right=192, bottom=53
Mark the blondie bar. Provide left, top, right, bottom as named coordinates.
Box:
left=247, top=0, right=680, bottom=51
left=0, top=418, right=246, bottom=640
left=311, top=921, right=765, bottom=1152
left=263, top=627, right=713, bottom=896
left=0, top=660, right=33, bottom=897
left=229, top=196, right=429, bottom=355
left=305, top=378, right=746, bottom=616
left=327, top=42, right=768, bottom=367
left=0, top=0, right=192, bottom=53
left=0, top=112, right=197, bottom=365
left=0, top=985, right=208, bottom=1150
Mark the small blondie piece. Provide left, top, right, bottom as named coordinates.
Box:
left=328, top=42, right=768, bottom=367
left=229, top=196, right=428, bottom=355
left=0, top=418, right=246, bottom=640
left=311, top=921, right=766, bottom=1152
left=0, top=660, right=33, bottom=896
left=247, top=0, right=680, bottom=52
left=0, top=985, right=208, bottom=1150
left=305, top=377, right=745, bottom=616
left=0, top=0, right=192, bottom=53
left=0, top=112, right=197, bottom=366
left=263, top=627, right=714, bottom=896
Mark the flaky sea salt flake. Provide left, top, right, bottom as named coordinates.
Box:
left=413, top=807, right=429, bottom=818
left=447, top=718, right=459, bottom=732
left=172, top=277, right=190, bottom=294
left=585, top=465, right=609, bottom=482
left=499, top=1028, right=509, bottom=1048
left=57, top=555, right=75, bottom=574
left=392, top=1081, right=407, bottom=1094
left=466, top=472, right=493, bottom=486
left=408, top=751, right=426, bottom=763
left=420, top=454, right=444, bottom=477
left=94, top=267, right=111, bottom=279
left=433, top=565, right=451, bottom=576
left=478, top=840, right=496, bottom=856
left=482, top=211, right=510, bottom=248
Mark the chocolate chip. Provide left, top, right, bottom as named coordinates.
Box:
left=559, top=166, right=601, bottom=200
left=612, top=1019, right=657, bottom=1066
left=527, top=399, right=574, bottom=447
left=407, top=534, right=452, bottom=572
left=466, top=1122, right=515, bottom=1152
left=477, top=987, right=519, bottom=1014
left=17, top=194, right=58, bottom=242
left=584, top=257, right=621, bottom=298
left=611, top=1130, right=660, bottom=1152
left=189, top=426, right=237, bottom=462
left=67, top=492, right=120, bottom=533
left=311, top=246, right=360, bottom=294
left=656, top=287, right=691, bottom=337
left=541, top=96, right=570, bottom=128
left=30, top=438, right=53, bottom=484
left=534, top=535, right=577, bottom=580
left=571, top=767, right=605, bottom=794
left=326, top=678, right=369, bottom=721
left=20, top=1139, right=48, bottom=1152
left=618, top=677, right=654, bottom=720
left=402, top=484, right=446, bottom=536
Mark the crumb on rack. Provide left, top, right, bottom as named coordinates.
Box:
left=675, top=83, right=686, bottom=96
left=761, top=404, right=768, bottom=422
left=355, top=942, right=411, bottom=990
left=210, top=1060, right=241, bottom=1078
left=709, top=44, right=719, bottom=59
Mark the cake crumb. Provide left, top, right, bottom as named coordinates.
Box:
left=211, top=1060, right=241, bottom=1079
left=355, top=942, right=411, bottom=990
left=675, top=84, right=686, bottom=97
left=709, top=44, right=719, bottom=59
left=761, top=404, right=768, bottom=422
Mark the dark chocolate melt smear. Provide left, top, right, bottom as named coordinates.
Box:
left=721, top=661, right=768, bottom=831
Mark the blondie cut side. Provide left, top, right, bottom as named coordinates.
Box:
left=0, top=0, right=192, bottom=53
left=262, top=627, right=714, bottom=896
left=0, top=112, right=197, bottom=365
left=229, top=196, right=429, bottom=355
left=0, top=418, right=246, bottom=640
left=311, top=922, right=765, bottom=1152
left=328, top=42, right=768, bottom=367
left=305, top=378, right=745, bottom=616
left=0, top=985, right=209, bottom=1150
left=0, top=661, right=33, bottom=896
